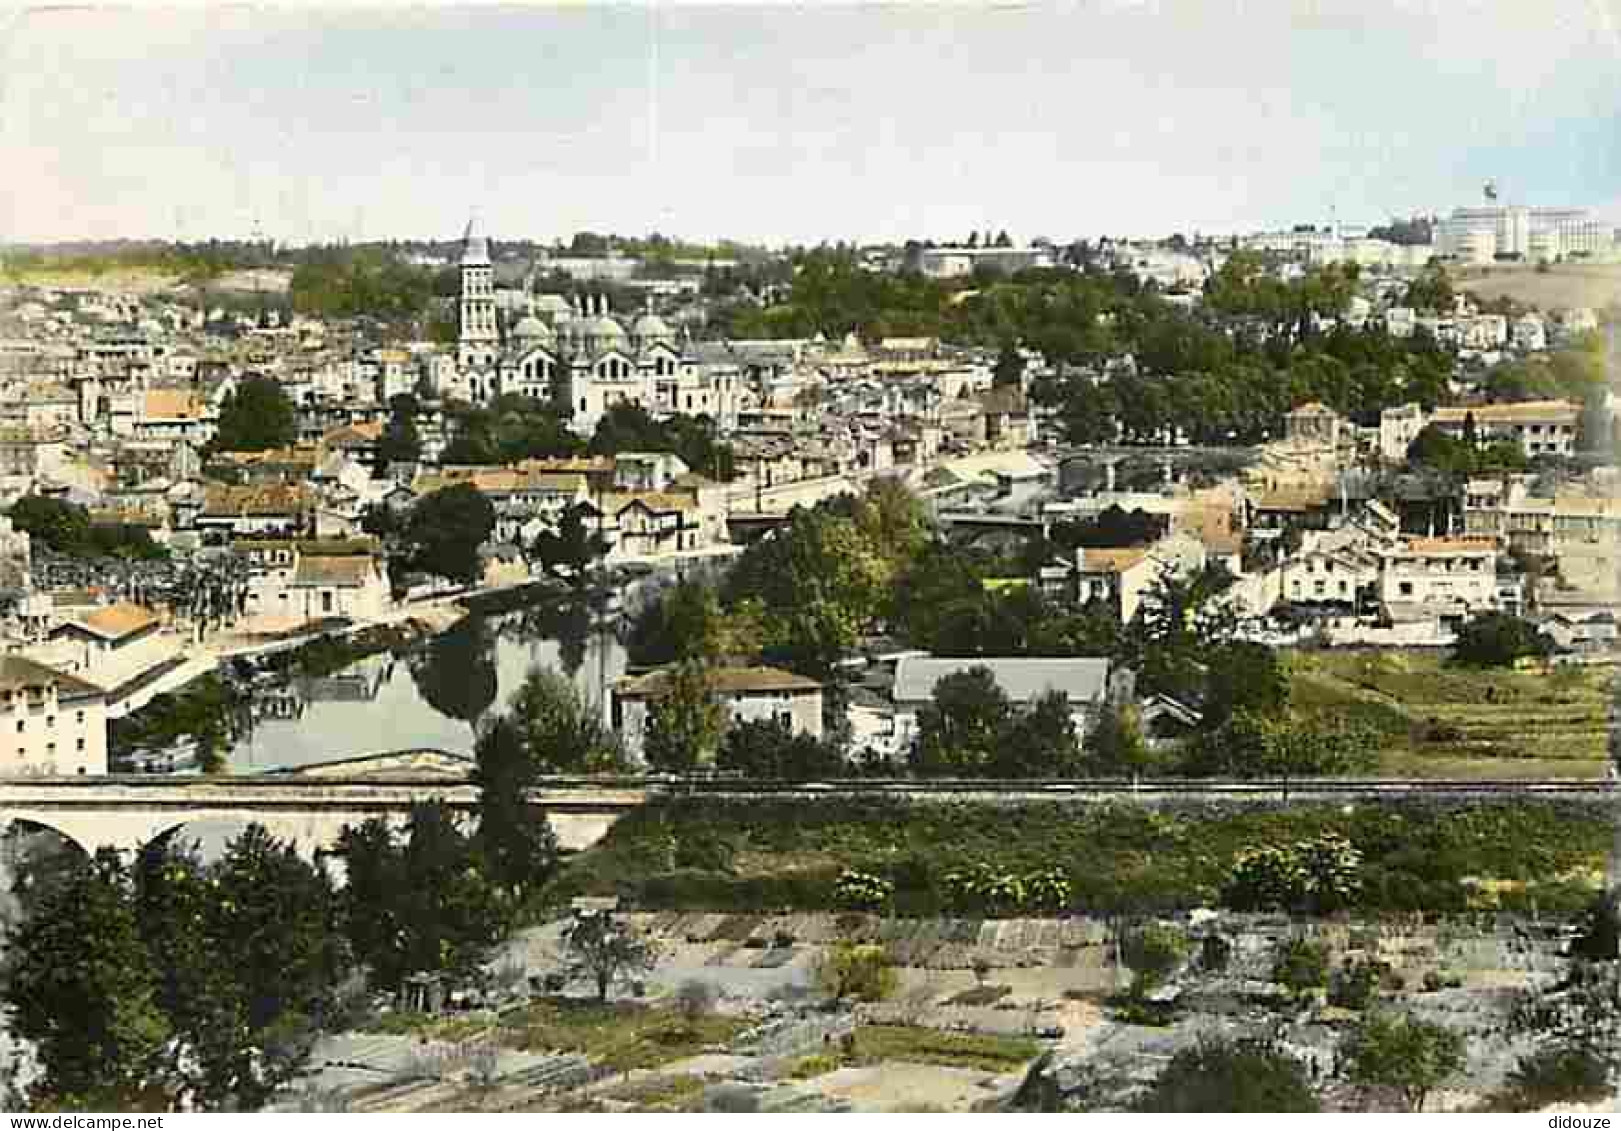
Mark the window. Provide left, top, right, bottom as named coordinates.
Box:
left=76, top=738, right=84, bottom=751
left=1399, top=581, right=1414, bottom=597
left=45, top=743, right=54, bottom=755
left=46, top=716, right=53, bottom=729
left=15, top=719, right=22, bottom=733
left=76, top=711, right=84, bottom=725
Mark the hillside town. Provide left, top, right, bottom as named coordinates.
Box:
left=8, top=2, right=1621, bottom=1117
left=0, top=199, right=1617, bottom=778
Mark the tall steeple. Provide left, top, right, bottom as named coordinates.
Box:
left=458, top=212, right=498, bottom=369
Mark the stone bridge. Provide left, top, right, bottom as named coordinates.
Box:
left=0, top=777, right=650, bottom=858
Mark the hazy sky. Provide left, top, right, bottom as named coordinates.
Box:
left=4, top=1, right=1621, bottom=246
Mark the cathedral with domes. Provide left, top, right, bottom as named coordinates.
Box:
left=449, top=218, right=738, bottom=435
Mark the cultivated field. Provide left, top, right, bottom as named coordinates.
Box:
left=1287, top=650, right=1612, bottom=778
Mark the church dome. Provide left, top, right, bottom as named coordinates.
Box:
left=513, top=314, right=551, bottom=342
left=593, top=315, right=628, bottom=342
left=632, top=313, right=673, bottom=341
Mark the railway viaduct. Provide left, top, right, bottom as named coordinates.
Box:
left=0, top=777, right=650, bottom=857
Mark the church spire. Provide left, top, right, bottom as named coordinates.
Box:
left=461, top=211, right=490, bottom=266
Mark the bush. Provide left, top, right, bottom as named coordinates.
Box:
left=1120, top=923, right=1190, bottom=995
left=832, top=869, right=894, bottom=912
left=814, top=943, right=898, bottom=1003
left=1329, top=958, right=1392, bottom=1010
left=673, top=979, right=715, bottom=1026
left=1135, top=1037, right=1319, bottom=1112
left=1199, top=933, right=1233, bottom=973
left=1225, top=834, right=1362, bottom=914
left=1271, top=938, right=1329, bottom=998
left=1496, top=1045, right=1612, bottom=1110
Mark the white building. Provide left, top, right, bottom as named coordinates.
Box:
left=1430, top=399, right=1578, bottom=457
left=0, top=655, right=108, bottom=776
left=1436, top=204, right=1615, bottom=264
left=612, top=666, right=824, bottom=765
left=890, top=656, right=1120, bottom=752
left=1378, top=537, right=1499, bottom=612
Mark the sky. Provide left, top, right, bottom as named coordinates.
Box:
left=3, top=0, right=1621, bottom=247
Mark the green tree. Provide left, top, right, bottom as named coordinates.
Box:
left=506, top=665, right=617, bottom=774
left=471, top=716, right=562, bottom=898
left=395, top=800, right=509, bottom=981
left=214, top=376, right=297, bottom=453
left=994, top=688, right=1082, bottom=777
left=133, top=840, right=263, bottom=1110
left=1403, top=265, right=1455, bottom=314
left=1136, top=1037, right=1319, bottom=1113
left=376, top=394, right=423, bottom=466
left=1120, top=922, right=1190, bottom=996
left=4, top=850, right=171, bottom=1107
left=1200, top=641, right=1288, bottom=729
left=642, top=661, right=726, bottom=771
left=405, top=483, right=496, bottom=585
left=625, top=578, right=730, bottom=666
left=717, top=716, right=842, bottom=779
left=909, top=666, right=1013, bottom=777
left=560, top=913, right=658, bottom=1002
left=334, top=818, right=408, bottom=986
left=992, top=342, right=1024, bottom=388
left=209, top=825, right=346, bottom=1034
left=1271, top=936, right=1330, bottom=998
left=813, top=942, right=898, bottom=1003
left=8, top=495, right=91, bottom=555
left=1452, top=611, right=1552, bottom=668
left=1340, top=1012, right=1466, bottom=1112
left=1086, top=700, right=1150, bottom=776
left=530, top=504, right=608, bottom=585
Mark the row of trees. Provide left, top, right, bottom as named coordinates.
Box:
left=4, top=831, right=345, bottom=1111
left=7, top=495, right=167, bottom=561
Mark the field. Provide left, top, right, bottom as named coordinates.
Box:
left=1286, top=650, right=1612, bottom=778
left=1454, top=263, right=1621, bottom=313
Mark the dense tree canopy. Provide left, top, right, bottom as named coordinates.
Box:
left=403, top=483, right=497, bottom=585
left=441, top=395, right=579, bottom=464
left=8, top=495, right=165, bottom=561
left=214, top=376, right=297, bottom=453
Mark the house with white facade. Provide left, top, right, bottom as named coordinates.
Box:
left=612, top=665, right=824, bottom=764
left=890, top=656, right=1123, bottom=753
left=0, top=656, right=107, bottom=776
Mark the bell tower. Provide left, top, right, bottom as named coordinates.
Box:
left=458, top=214, right=498, bottom=369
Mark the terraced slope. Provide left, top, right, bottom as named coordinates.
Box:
left=1286, top=651, right=1611, bottom=778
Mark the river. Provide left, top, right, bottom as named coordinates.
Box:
left=228, top=601, right=628, bottom=773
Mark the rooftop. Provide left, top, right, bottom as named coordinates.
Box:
left=64, top=601, right=160, bottom=641
left=0, top=655, right=103, bottom=699
left=616, top=665, right=823, bottom=698
left=893, top=656, right=1112, bottom=705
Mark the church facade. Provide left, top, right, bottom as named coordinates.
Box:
left=450, top=219, right=744, bottom=435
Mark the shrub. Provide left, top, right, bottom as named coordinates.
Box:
left=1340, top=1012, right=1466, bottom=1112
left=1225, top=835, right=1362, bottom=914
left=1328, top=958, right=1392, bottom=1010
left=1271, top=938, right=1329, bottom=998
left=1120, top=922, right=1190, bottom=997
left=673, top=979, right=715, bottom=1026
left=1199, top=933, right=1234, bottom=973
left=1497, top=1045, right=1611, bottom=1110
left=814, top=942, right=898, bottom=1003
left=1135, top=1037, right=1319, bottom=1112
left=832, top=868, right=894, bottom=912
left=1023, top=868, right=1073, bottom=910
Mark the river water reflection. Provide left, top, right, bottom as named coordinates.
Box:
left=228, top=604, right=627, bottom=773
